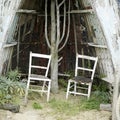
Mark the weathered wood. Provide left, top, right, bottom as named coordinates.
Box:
left=90, top=0, right=120, bottom=120
left=100, top=104, right=112, bottom=111
left=58, top=73, right=70, bottom=77
left=116, top=94, right=120, bottom=120
left=3, top=42, right=17, bottom=48
left=17, top=9, right=36, bottom=14
left=72, top=14, right=77, bottom=54
left=88, top=42, right=107, bottom=49
left=0, top=104, right=20, bottom=113
left=17, top=27, right=21, bottom=69
left=50, top=0, right=58, bottom=93
left=0, top=0, right=23, bottom=74
left=101, top=77, right=114, bottom=84
left=69, top=9, right=93, bottom=14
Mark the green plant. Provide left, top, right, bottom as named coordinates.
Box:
left=58, top=79, right=68, bottom=88
left=93, top=90, right=110, bottom=103
left=32, top=102, right=42, bottom=109
left=79, top=91, right=110, bottom=110
left=64, top=70, right=74, bottom=78
left=92, top=79, right=109, bottom=92
left=6, top=69, right=21, bottom=81
left=79, top=98, right=100, bottom=110
left=0, top=70, right=26, bottom=104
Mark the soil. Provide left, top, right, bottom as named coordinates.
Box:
left=0, top=90, right=111, bottom=120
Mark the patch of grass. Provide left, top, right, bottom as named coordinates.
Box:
left=79, top=91, right=110, bottom=110
left=79, top=97, right=101, bottom=110
left=32, top=102, right=42, bottom=109
left=28, top=91, right=42, bottom=100
left=49, top=89, right=110, bottom=115
left=49, top=98, right=79, bottom=116
left=58, top=79, right=68, bottom=88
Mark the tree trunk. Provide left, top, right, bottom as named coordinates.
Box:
left=45, top=0, right=70, bottom=93
left=50, top=0, right=59, bottom=93
left=51, top=49, right=59, bottom=93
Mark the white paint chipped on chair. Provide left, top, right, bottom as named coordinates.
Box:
left=25, top=52, right=52, bottom=103
left=66, top=53, right=98, bottom=99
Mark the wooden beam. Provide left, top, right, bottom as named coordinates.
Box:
left=3, top=42, right=17, bottom=48
left=68, top=9, right=94, bottom=14
left=17, top=9, right=37, bottom=14
left=88, top=42, right=107, bottom=48
left=101, top=77, right=114, bottom=85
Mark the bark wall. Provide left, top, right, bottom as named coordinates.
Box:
left=0, top=0, right=23, bottom=74
left=91, top=0, right=120, bottom=67
left=79, top=0, right=114, bottom=83
left=90, top=0, right=120, bottom=119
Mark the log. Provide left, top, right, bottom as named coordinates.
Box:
left=100, top=104, right=112, bottom=111
left=0, top=104, right=20, bottom=113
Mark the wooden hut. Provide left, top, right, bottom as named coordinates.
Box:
left=0, top=0, right=120, bottom=119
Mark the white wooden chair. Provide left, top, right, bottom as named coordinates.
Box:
left=25, top=52, right=51, bottom=103
left=66, top=53, right=98, bottom=99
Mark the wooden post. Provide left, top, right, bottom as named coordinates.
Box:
left=17, top=26, right=21, bottom=69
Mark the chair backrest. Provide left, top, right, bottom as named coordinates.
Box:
left=28, top=52, right=51, bottom=77
left=75, top=53, right=98, bottom=80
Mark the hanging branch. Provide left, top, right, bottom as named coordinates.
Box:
left=56, top=0, right=60, bottom=48
left=45, top=0, right=51, bottom=48
left=58, top=0, right=70, bottom=52
left=59, top=2, right=66, bottom=44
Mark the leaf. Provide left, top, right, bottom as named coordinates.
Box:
left=5, top=94, right=12, bottom=99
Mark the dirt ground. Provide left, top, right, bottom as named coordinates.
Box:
left=0, top=90, right=111, bottom=120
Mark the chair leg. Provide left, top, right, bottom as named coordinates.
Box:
left=41, top=81, right=46, bottom=96
left=24, top=79, right=30, bottom=104
left=66, top=80, right=71, bottom=99
left=42, top=81, right=46, bottom=91
left=74, top=82, right=77, bottom=96
left=88, top=84, right=92, bottom=99
left=47, top=80, right=51, bottom=102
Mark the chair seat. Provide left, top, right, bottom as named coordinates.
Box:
left=30, top=74, right=51, bottom=81
left=72, top=76, right=92, bottom=83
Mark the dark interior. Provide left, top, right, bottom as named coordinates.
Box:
left=11, top=0, right=96, bottom=75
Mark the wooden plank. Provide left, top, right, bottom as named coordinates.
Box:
left=101, top=77, right=114, bottom=85
left=68, top=9, right=93, bottom=14
left=3, top=42, right=17, bottom=48
left=58, top=73, right=70, bottom=77
left=100, top=104, right=112, bottom=111
left=17, top=9, right=37, bottom=14
left=88, top=42, right=107, bottom=48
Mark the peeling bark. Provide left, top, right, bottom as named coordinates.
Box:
left=90, top=0, right=120, bottom=119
